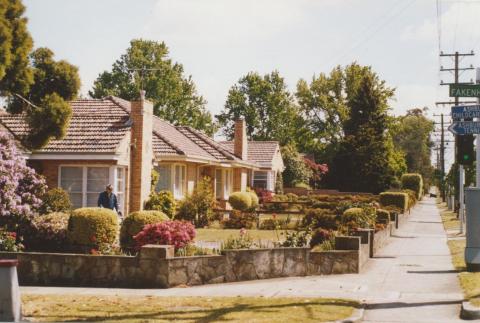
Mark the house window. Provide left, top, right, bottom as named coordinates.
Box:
left=253, top=171, right=269, bottom=190
left=60, top=167, right=83, bottom=209
left=215, top=168, right=232, bottom=199
left=116, top=168, right=126, bottom=214
left=155, top=164, right=186, bottom=199
left=59, top=166, right=126, bottom=213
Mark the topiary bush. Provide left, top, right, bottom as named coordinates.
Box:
left=379, top=192, right=408, bottom=213
left=401, top=173, right=423, bottom=200
left=247, top=189, right=259, bottom=209
left=402, top=189, right=417, bottom=209
left=23, top=212, right=70, bottom=252
left=40, top=188, right=72, bottom=214
left=144, top=190, right=176, bottom=218
left=67, top=207, right=118, bottom=249
left=228, top=191, right=252, bottom=211
left=133, top=220, right=196, bottom=250
left=302, top=208, right=338, bottom=230
left=120, top=210, right=169, bottom=251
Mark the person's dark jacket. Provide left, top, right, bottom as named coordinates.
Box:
left=97, top=191, right=119, bottom=212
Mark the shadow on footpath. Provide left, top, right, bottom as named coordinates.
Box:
left=366, top=299, right=463, bottom=310
left=407, top=269, right=462, bottom=274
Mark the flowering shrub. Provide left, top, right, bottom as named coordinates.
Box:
left=0, top=227, right=23, bottom=251
left=0, top=132, right=46, bottom=221
left=304, top=158, right=328, bottom=189
left=254, top=188, right=273, bottom=204
left=23, top=212, right=69, bottom=252
left=133, top=220, right=196, bottom=250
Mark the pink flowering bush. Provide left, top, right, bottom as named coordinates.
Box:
left=133, top=220, right=196, bottom=250
left=0, top=132, right=46, bottom=221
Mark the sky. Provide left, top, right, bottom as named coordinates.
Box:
left=23, top=0, right=480, bottom=167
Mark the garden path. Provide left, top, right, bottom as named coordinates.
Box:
left=23, top=198, right=465, bottom=322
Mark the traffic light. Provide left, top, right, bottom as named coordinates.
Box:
left=456, top=134, right=475, bottom=165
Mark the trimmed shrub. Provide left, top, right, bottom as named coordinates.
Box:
left=223, top=210, right=257, bottom=229
left=120, top=210, right=169, bottom=250
left=228, top=192, right=252, bottom=211
left=67, top=207, right=118, bottom=248
left=176, top=177, right=216, bottom=227
left=401, top=173, right=423, bottom=200
left=40, top=188, right=72, bottom=214
left=133, top=220, right=196, bottom=250
left=247, top=189, right=259, bottom=209
left=23, top=212, right=70, bottom=252
left=310, top=228, right=333, bottom=248
left=402, top=189, right=417, bottom=209
left=302, top=208, right=337, bottom=230
left=342, top=207, right=376, bottom=229
left=144, top=190, right=176, bottom=218
left=376, top=209, right=390, bottom=224
left=379, top=192, right=408, bottom=213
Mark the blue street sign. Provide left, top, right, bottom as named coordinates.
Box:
left=451, top=105, right=480, bottom=120
left=448, top=121, right=480, bottom=135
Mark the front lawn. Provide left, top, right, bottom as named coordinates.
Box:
left=22, top=294, right=359, bottom=323
left=196, top=228, right=289, bottom=243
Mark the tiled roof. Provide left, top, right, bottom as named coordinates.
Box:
left=220, top=141, right=280, bottom=168
left=0, top=98, right=130, bottom=153
left=0, top=97, right=266, bottom=168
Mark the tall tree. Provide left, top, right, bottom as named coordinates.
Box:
left=295, top=66, right=348, bottom=159
left=0, top=0, right=80, bottom=149
left=391, top=108, right=435, bottom=188
left=217, top=71, right=305, bottom=145
left=89, top=39, right=215, bottom=135
left=326, top=64, right=405, bottom=193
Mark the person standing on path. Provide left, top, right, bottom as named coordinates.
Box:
left=97, top=184, right=121, bottom=217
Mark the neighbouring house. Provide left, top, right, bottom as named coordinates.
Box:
left=0, top=92, right=284, bottom=214
left=219, top=141, right=284, bottom=192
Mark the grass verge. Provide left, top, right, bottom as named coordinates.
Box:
left=439, top=200, right=480, bottom=306
left=22, top=294, right=359, bottom=323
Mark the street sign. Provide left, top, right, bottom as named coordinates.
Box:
left=449, top=84, right=480, bottom=97
left=448, top=121, right=480, bottom=135
left=451, top=105, right=480, bottom=119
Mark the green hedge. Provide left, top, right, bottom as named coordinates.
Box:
left=228, top=192, right=252, bottom=211
left=401, top=173, right=423, bottom=200
left=379, top=192, right=408, bottom=213
left=67, top=207, right=118, bottom=248
left=302, top=208, right=337, bottom=230
left=120, top=210, right=169, bottom=250
left=376, top=209, right=390, bottom=223
left=40, top=188, right=72, bottom=214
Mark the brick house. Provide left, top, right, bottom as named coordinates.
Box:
left=0, top=93, right=284, bottom=215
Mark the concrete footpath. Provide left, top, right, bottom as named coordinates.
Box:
left=23, top=198, right=466, bottom=322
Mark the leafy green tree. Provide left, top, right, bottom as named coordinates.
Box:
left=0, top=0, right=33, bottom=97
left=90, top=39, right=215, bottom=135
left=0, top=0, right=80, bottom=149
left=217, top=71, right=305, bottom=145
left=327, top=65, right=404, bottom=193
left=391, top=108, right=435, bottom=189
left=295, top=66, right=348, bottom=158
left=281, top=144, right=312, bottom=187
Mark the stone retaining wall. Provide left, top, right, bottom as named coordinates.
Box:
left=0, top=225, right=396, bottom=289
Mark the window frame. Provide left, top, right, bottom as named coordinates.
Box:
left=154, top=163, right=187, bottom=199
left=58, top=165, right=127, bottom=213
left=215, top=168, right=233, bottom=200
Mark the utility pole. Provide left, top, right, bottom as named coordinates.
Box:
left=440, top=51, right=474, bottom=233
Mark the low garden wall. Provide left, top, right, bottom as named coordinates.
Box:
left=0, top=235, right=372, bottom=288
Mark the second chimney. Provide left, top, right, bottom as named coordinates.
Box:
left=234, top=118, right=248, bottom=160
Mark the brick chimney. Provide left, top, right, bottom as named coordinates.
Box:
left=233, top=118, right=248, bottom=160
left=129, top=90, right=153, bottom=213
